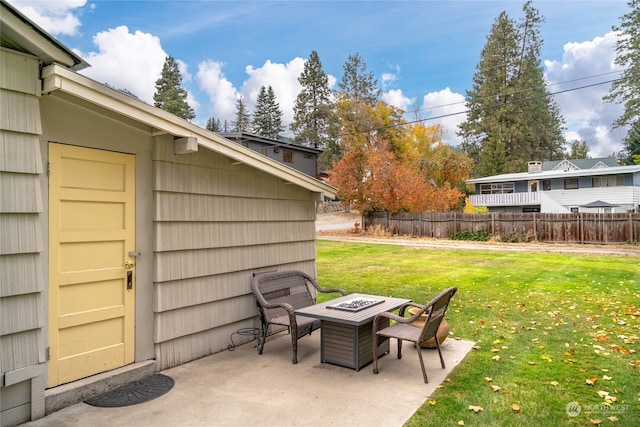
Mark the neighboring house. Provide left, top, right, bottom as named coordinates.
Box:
left=220, top=132, right=321, bottom=178
left=466, top=158, right=640, bottom=213
left=0, top=2, right=336, bottom=425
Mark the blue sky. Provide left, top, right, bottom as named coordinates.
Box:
left=10, top=0, right=632, bottom=158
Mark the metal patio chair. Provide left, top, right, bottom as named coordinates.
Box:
left=372, top=286, right=457, bottom=383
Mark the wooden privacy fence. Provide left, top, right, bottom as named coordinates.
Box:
left=363, top=212, right=640, bottom=245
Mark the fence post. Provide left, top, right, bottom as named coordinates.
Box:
left=491, top=213, right=495, bottom=236
left=532, top=212, right=537, bottom=241
left=454, top=212, right=457, bottom=235
left=579, top=214, right=583, bottom=244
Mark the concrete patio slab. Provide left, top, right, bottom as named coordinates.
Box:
left=23, top=333, right=474, bottom=427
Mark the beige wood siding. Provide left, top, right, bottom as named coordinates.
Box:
left=0, top=49, right=46, bottom=424
left=153, top=137, right=318, bottom=369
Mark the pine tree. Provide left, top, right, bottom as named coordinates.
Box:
left=458, top=2, right=565, bottom=176
left=337, top=52, right=380, bottom=106
left=232, top=96, right=250, bottom=132
left=252, top=86, right=284, bottom=138
left=458, top=11, right=519, bottom=176
left=604, top=0, right=640, bottom=162
left=566, top=140, right=589, bottom=159
left=205, top=117, right=221, bottom=132
left=153, top=56, right=195, bottom=121
left=290, top=51, right=337, bottom=151
left=621, top=121, right=640, bottom=164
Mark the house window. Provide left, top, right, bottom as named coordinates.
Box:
left=542, top=180, right=551, bottom=191
left=592, top=175, right=624, bottom=187
left=479, top=182, right=515, bottom=194
left=283, top=150, right=293, bottom=163
left=303, top=153, right=313, bottom=159
left=564, top=178, right=578, bottom=190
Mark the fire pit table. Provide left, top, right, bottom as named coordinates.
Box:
left=295, top=293, right=411, bottom=371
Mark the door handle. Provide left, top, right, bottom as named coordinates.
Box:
left=124, top=260, right=135, bottom=269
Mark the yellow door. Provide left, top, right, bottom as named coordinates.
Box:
left=48, top=143, right=135, bottom=387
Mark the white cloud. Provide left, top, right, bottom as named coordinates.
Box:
left=382, top=89, right=414, bottom=113
left=544, top=31, right=628, bottom=158
left=242, top=58, right=306, bottom=136
left=196, top=60, right=238, bottom=125
left=421, top=88, right=467, bottom=146
left=78, top=26, right=167, bottom=104
left=10, top=0, right=87, bottom=36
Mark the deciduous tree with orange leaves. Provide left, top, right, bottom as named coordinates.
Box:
left=328, top=99, right=472, bottom=213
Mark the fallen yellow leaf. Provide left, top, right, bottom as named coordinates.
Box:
left=468, top=405, right=484, bottom=413
left=458, top=421, right=465, bottom=426
left=586, top=377, right=597, bottom=385
left=490, top=385, right=501, bottom=392
left=528, top=361, right=536, bottom=365
left=492, top=355, right=501, bottom=361
left=511, top=403, right=521, bottom=412
left=589, top=419, right=602, bottom=425
left=483, top=377, right=493, bottom=382
left=428, top=400, right=437, bottom=405
left=550, top=381, right=559, bottom=387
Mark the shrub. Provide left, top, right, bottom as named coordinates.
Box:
left=449, top=230, right=490, bottom=241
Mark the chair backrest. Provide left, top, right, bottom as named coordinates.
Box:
left=252, top=270, right=317, bottom=322
left=419, top=287, right=457, bottom=343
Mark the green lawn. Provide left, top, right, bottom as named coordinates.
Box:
left=316, top=240, right=640, bottom=427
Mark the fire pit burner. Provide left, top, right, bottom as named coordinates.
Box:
left=327, top=297, right=385, bottom=312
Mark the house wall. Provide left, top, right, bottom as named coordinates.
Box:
left=152, top=137, right=318, bottom=370
left=237, top=140, right=318, bottom=178
left=515, top=181, right=528, bottom=192
left=38, top=92, right=157, bottom=367
left=1, top=46, right=322, bottom=425
left=0, top=48, right=47, bottom=427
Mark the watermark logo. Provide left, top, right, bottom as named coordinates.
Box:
left=566, top=401, right=581, bottom=417
left=566, top=400, right=629, bottom=418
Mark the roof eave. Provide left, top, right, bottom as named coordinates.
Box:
left=1, top=1, right=89, bottom=70
left=41, top=64, right=337, bottom=199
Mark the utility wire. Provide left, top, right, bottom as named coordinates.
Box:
left=408, top=69, right=624, bottom=115
left=339, top=73, right=633, bottom=138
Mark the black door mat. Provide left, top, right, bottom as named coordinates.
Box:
left=84, top=374, right=175, bottom=407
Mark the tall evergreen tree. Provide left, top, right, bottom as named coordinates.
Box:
left=566, top=140, right=590, bottom=159
left=604, top=0, right=640, bottom=163
left=513, top=1, right=565, bottom=167
left=205, top=117, right=221, bottom=132
left=290, top=51, right=337, bottom=149
left=337, top=52, right=381, bottom=106
left=252, top=86, right=284, bottom=138
left=153, top=56, right=195, bottom=121
left=232, top=96, right=250, bottom=132
left=458, top=2, right=565, bottom=176
left=458, top=11, right=519, bottom=176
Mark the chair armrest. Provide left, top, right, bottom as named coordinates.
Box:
left=372, top=303, right=428, bottom=332
left=398, top=302, right=425, bottom=317
left=317, top=287, right=347, bottom=296
left=258, top=300, right=295, bottom=314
